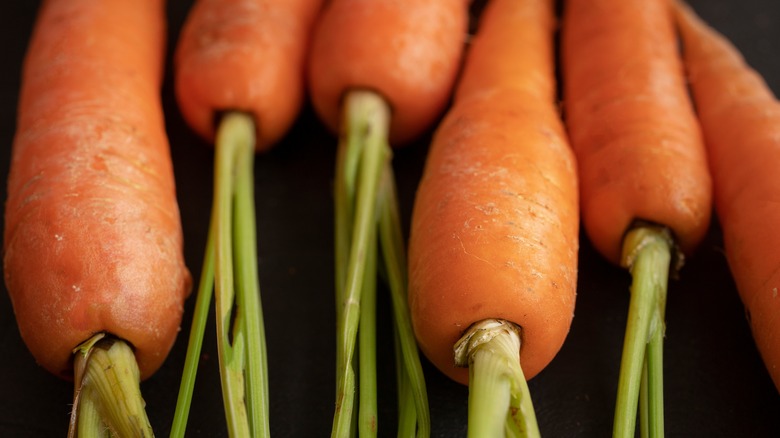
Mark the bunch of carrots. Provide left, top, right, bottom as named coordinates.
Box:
left=2, top=0, right=780, bottom=436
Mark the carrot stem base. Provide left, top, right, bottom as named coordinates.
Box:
left=455, top=319, right=541, bottom=438
left=69, top=334, right=153, bottom=438
left=613, top=225, right=672, bottom=438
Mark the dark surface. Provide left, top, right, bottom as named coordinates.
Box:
left=1, top=1, right=779, bottom=437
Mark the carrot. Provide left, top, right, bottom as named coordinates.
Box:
left=306, top=0, right=468, bottom=435
left=3, top=0, right=191, bottom=435
left=560, top=0, right=713, bottom=435
left=171, top=0, right=323, bottom=436
left=307, top=0, right=468, bottom=146
left=407, top=0, right=578, bottom=435
left=175, top=0, right=321, bottom=150
left=674, top=0, right=780, bottom=393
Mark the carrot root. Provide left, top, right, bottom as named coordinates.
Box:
left=673, top=0, right=780, bottom=394
left=69, top=334, right=153, bottom=437
left=614, top=226, right=673, bottom=438
left=455, top=319, right=540, bottom=438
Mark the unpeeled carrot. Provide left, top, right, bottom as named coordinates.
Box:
left=175, top=0, right=322, bottom=150
left=3, top=0, right=191, bottom=434
left=410, top=0, right=578, bottom=384
left=172, top=0, right=323, bottom=436
left=674, top=0, right=780, bottom=393
left=408, top=0, right=578, bottom=434
left=307, top=0, right=468, bottom=146
left=306, top=0, right=469, bottom=435
left=560, top=0, right=713, bottom=435
left=561, top=0, right=712, bottom=265
left=4, top=0, right=189, bottom=385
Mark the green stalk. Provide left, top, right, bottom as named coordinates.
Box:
left=642, top=315, right=666, bottom=437
left=394, top=323, right=418, bottom=438
left=613, top=226, right=672, bottom=438
left=170, top=222, right=216, bottom=438
left=76, top=384, right=108, bottom=438
left=359, top=226, right=379, bottom=437
left=455, top=319, right=540, bottom=438
left=331, top=90, right=391, bottom=437
left=332, top=89, right=430, bottom=436
left=377, top=167, right=430, bottom=437
left=69, top=334, right=154, bottom=438
left=233, top=112, right=269, bottom=435
left=639, top=357, right=650, bottom=438
left=212, top=112, right=269, bottom=437
left=333, top=122, right=358, bottom=438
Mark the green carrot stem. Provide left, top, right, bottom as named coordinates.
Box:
left=75, top=384, right=105, bottom=438
left=639, top=358, right=650, bottom=438
left=359, top=227, right=379, bottom=437
left=613, top=225, right=672, bottom=438
left=212, top=111, right=269, bottom=437
left=455, top=319, right=540, bottom=438
left=233, top=112, right=270, bottom=435
left=643, top=319, right=666, bottom=438
left=170, top=221, right=216, bottom=438
left=334, top=116, right=355, bottom=299
left=333, top=130, right=358, bottom=438
left=70, top=334, right=153, bottom=437
left=332, top=90, right=391, bottom=437
left=394, top=322, right=418, bottom=438
left=377, top=166, right=430, bottom=437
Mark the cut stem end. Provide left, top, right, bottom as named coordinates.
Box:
left=455, top=319, right=541, bottom=438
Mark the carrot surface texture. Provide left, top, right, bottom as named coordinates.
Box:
left=674, top=1, right=780, bottom=394
left=408, top=0, right=579, bottom=436
left=306, top=0, right=468, bottom=435
left=560, top=0, right=713, bottom=435
left=171, top=0, right=323, bottom=436
left=3, top=0, right=192, bottom=435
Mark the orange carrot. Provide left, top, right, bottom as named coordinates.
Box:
left=561, top=0, right=712, bottom=265
left=3, top=0, right=191, bottom=434
left=175, top=0, right=323, bottom=149
left=408, top=0, right=578, bottom=433
left=307, top=0, right=469, bottom=146
left=410, top=0, right=577, bottom=384
left=306, top=0, right=469, bottom=434
left=674, top=0, right=780, bottom=393
left=560, top=0, right=712, bottom=435
left=4, top=0, right=190, bottom=383
left=172, top=0, right=323, bottom=436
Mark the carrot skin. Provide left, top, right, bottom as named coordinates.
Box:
left=675, top=2, right=780, bottom=391
left=561, top=0, right=712, bottom=264
left=3, top=0, right=191, bottom=380
left=408, top=0, right=579, bottom=385
left=306, top=0, right=469, bottom=146
left=174, top=0, right=324, bottom=149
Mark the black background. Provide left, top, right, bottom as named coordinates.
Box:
left=1, top=1, right=779, bottom=437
